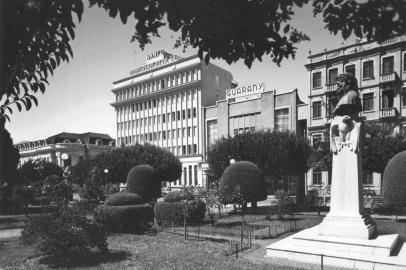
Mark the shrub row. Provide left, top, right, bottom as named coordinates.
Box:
left=154, top=200, right=206, bottom=225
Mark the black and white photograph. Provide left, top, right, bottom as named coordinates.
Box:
left=1, top=0, right=406, bottom=269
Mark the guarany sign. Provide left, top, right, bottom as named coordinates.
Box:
left=225, top=82, right=264, bottom=100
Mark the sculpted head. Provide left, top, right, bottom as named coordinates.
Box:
left=336, top=72, right=358, bottom=97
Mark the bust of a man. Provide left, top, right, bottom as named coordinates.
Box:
left=330, top=73, right=362, bottom=154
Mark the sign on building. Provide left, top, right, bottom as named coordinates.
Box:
left=225, top=82, right=264, bottom=100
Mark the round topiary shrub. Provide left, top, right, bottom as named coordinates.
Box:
left=126, top=165, right=161, bottom=200
left=93, top=203, right=153, bottom=233
left=105, top=191, right=144, bottom=206
left=382, top=151, right=406, bottom=209
left=163, top=190, right=194, bottom=203
left=219, top=161, right=267, bottom=205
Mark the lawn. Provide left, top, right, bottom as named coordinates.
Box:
left=0, top=232, right=303, bottom=270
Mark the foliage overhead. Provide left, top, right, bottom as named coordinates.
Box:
left=91, top=143, right=182, bottom=184
left=3, top=0, right=406, bottom=120
left=382, top=150, right=406, bottom=208
left=207, top=130, right=311, bottom=180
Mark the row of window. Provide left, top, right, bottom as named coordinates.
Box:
left=312, top=53, right=406, bottom=88
left=115, top=68, right=201, bottom=102
left=121, top=127, right=198, bottom=141
left=311, top=88, right=406, bottom=118
left=117, top=89, right=198, bottom=117
left=118, top=108, right=197, bottom=130
left=312, top=170, right=374, bottom=186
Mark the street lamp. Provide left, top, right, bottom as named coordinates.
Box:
left=61, top=153, right=69, bottom=168
left=104, top=169, right=109, bottom=193
left=229, top=158, right=236, bottom=165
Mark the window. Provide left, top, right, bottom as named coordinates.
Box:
left=363, top=172, right=373, bottom=185
left=327, top=97, right=338, bottom=116
left=189, top=165, right=192, bottom=185
left=177, top=111, right=181, bottom=121
left=187, top=108, right=191, bottom=118
left=193, top=144, right=197, bottom=154
left=182, top=145, right=186, bottom=155
left=313, top=170, right=323, bottom=185
left=161, top=79, right=165, bottom=89
left=328, top=68, right=338, bottom=84
left=194, top=165, right=198, bottom=185
left=345, top=64, right=356, bottom=76
left=182, top=110, right=186, bottom=120
left=193, top=108, right=197, bottom=118
left=187, top=145, right=191, bottom=155
left=207, top=120, right=218, bottom=145
left=312, top=101, right=322, bottom=118
left=183, top=167, right=187, bottom=185
left=382, top=56, right=394, bottom=74
left=312, top=72, right=322, bottom=88
left=274, top=108, right=289, bottom=131
left=162, top=114, right=166, bottom=123
left=312, top=134, right=322, bottom=147
left=402, top=88, right=406, bottom=107
left=363, top=60, right=374, bottom=79
left=362, top=93, right=374, bottom=111
left=382, top=90, right=394, bottom=109
left=403, top=53, right=406, bottom=72
left=187, top=127, right=191, bottom=137
left=162, top=131, right=166, bottom=140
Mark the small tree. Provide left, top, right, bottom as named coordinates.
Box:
left=382, top=151, right=406, bottom=220
left=219, top=161, right=267, bottom=209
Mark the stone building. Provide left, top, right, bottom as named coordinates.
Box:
left=306, top=35, right=406, bottom=198
left=202, top=83, right=307, bottom=194
left=111, top=50, right=233, bottom=187
left=16, top=132, right=114, bottom=167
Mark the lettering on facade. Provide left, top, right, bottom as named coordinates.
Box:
left=225, top=82, right=264, bottom=100
left=129, top=50, right=181, bottom=76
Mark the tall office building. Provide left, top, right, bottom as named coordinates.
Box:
left=111, top=50, right=233, bottom=187
left=306, top=35, right=406, bottom=198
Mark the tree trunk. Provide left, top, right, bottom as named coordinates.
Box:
left=251, top=201, right=257, bottom=208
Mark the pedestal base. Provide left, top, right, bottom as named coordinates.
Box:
left=318, top=214, right=377, bottom=239
left=265, top=226, right=405, bottom=270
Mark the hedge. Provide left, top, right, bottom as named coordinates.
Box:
left=93, top=204, right=153, bottom=233
left=105, top=191, right=144, bottom=206
left=154, top=200, right=206, bottom=225
left=163, top=190, right=194, bottom=203
left=382, top=151, right=406, bottom=208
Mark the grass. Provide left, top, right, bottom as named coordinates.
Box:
left=0, top=232, right=305, bottom=270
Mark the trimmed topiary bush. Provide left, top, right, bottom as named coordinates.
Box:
left=93, top=204, right=153, bottom=233
left=154, top=201, right=185, bottom=225
left=382, top=151, right=406, bottom=209
left=219, top=161, right=267, bottom=206
left=105, top=191, right=143, bottom=206
left=126, top=165, right=161, bottom=200
left=154, top=199, right=206, bottom=225
left=163, top=190, right=194, bottom=203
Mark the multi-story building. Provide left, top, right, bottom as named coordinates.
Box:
left=203, top=83, right=307, bottom=194
left=306, top=35, right=406, bottom=198
left=16, top=132, right=114, bottom=167
left=111, top=50, right=233, bottom=187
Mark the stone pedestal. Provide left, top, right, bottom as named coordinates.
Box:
left=318, top=136, right=376, bottom=239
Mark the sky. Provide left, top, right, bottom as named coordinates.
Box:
left=7, top=4, right=356, bottom=143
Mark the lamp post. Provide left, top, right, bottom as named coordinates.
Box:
left=61, top=153, right=69, bottom=168
left=104, top=168, right=109, bottom=193
left=229, top=158, right=236, bottom=165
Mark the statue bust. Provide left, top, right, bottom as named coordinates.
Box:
left=330, top=73, right=362, bottom=154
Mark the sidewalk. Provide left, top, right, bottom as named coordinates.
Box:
left=0, top=228, right=22, bottom=239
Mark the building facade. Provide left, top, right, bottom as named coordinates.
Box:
left=16, top=132, right=114, bottom=167
left=203, top=83, right=307, bottom=194
left=306, top=35, right=406, bottom=198
left=111, top=50, right=233, bottom=188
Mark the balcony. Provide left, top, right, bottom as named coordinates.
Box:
left=379, top=107, right=398, bottom=118
left=379, top=72, right=397, bottom=83
left=326, top=83, right=338, bottom=92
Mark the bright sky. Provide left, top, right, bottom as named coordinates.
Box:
left=7, top=4, right=355, bottom=143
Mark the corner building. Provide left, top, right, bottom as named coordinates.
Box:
left=306, top=35, right=406, bottom=199
left=111, top=50, right=233, bottom=188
